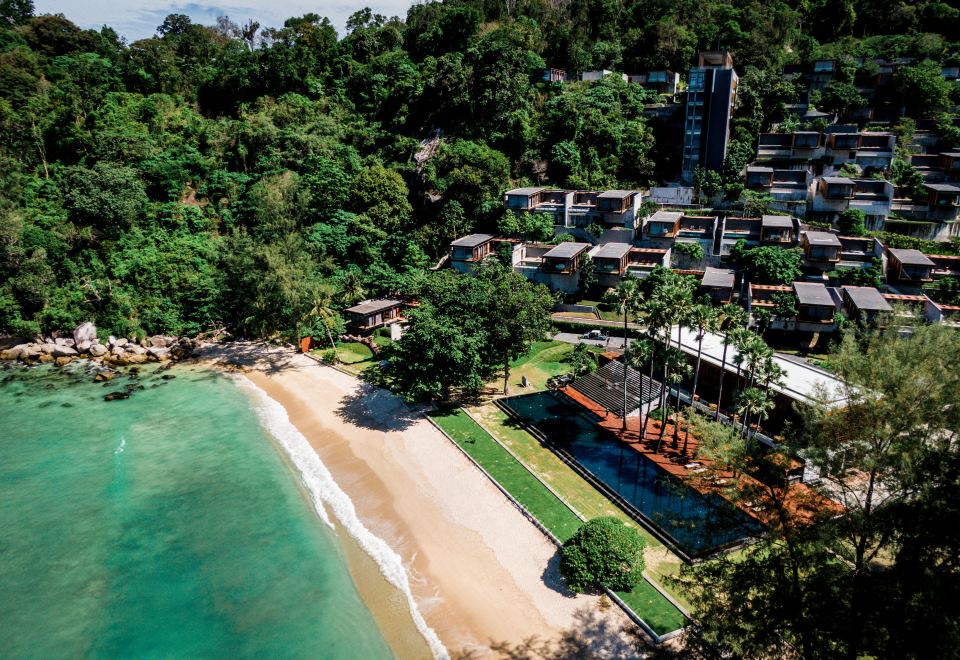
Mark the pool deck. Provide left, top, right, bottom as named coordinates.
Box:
left=557, top=386, right=842, bottom=528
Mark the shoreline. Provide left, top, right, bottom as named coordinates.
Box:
left=200, top=342, right=631, bottom=657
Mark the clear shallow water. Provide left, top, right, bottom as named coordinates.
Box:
left=0, top=363, right=393, bottom=659
left=502, top=391, right=759, bottom=556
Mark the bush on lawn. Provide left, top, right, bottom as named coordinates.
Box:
left=560, top=517, right=646, bottom=593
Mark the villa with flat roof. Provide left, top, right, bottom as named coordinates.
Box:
left=886, top=248, right=935, bottom=284
left=700, top=267, right=736, bottom=305
left=344, top=299, right=406, bottom=333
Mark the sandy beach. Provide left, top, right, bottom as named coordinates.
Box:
left=198, top=342, right=633, bottom=658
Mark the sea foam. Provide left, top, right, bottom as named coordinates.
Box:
left=233, top=375, right=449, bottom=660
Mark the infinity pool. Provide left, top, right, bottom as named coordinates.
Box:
left=501, top=391, right=759, bottom=556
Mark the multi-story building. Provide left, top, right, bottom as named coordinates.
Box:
left=760, top=215, right=799, bottom=246
left=824, top=131, right=896, bottom=171
left=746, top=166, right=811, bottom=215
left=449, top=234, right=499, bottom=274
left=807, top=176, right=894, bottom=229
left=680, top=52, right=738, bottom=184
left=801, top=231, right=843, bottom=270
left=717, top=217, right=762, bottom=256
left=627, top=70, right=680, bottom=96
left=503, top=187, right=644, bottom=230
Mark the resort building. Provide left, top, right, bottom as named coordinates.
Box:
left=510, top=241, right=592, bottom=293
left=929, top=254, right=960, bottom=280
left=699, top=267, right=736, bottom=305
left=760, top=215, right=798, bottom=246
left=823, top=131, right=896, bottom=171
left=718, top=216, right=762, bottom=256
left=641, top=210, right=683, bottom=245
left=626, top=247, right=672, bottom=279
left=503, top=187, right=644, bottom=230
left=841, top=286, right=893, bottom=324
left=793, top=281, right=840, bottom=331
left=681, top=51, right=738, bottom=183
left=807, top=177, right=894, bottom=229
left=837, top=235, right=884, bottom=270
left=591, top=242, right=633, bottom=287
left=627, top=70, right=680, bottom=96
left=886, top=248, right=935, bottom=284
left=801, top=231, right=843, bottom=270
left=344, top=299, right=406, bottom=333
left=568, top=360, right=663, bottom=418
left=745, top=168, right=810, bottom=215
left=449, top=233, right=499, bottom=274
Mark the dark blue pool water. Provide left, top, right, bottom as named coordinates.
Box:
left=502, top=391, right=759, bottom=556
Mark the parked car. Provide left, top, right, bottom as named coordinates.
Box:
left=581, top=330, right=608, bottom=341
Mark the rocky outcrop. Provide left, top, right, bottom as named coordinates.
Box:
left=1, top=321, right=199, bottom=366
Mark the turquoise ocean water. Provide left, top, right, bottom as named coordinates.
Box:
left=0, top=363, right=394, bottom=658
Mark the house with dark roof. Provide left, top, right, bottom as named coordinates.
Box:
left=842, top=286, right=892, bottom=324
left=793, top=282, right=840, bottom=330
left=344, top=299, right=406, bottom=333
left=450, top=234, right=498, bottom=273
left=928, top=254, right=960, bottom=280
left=719, top=217, right=762, bottom=255
left=886, top=248, right=935, bottom=284
left=591, top=242, right=633, bottom=286
left=700, top=267, right=736, bottom=305
left=760, top=215, right=797, bottom=245
left=801, top=231, right=842, bottom=269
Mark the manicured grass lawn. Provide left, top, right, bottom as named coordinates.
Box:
left=430, top=408, right=687, bottom=635
left=501, top=340, right=603, bottom=392
left=335, top=341, right=374, bottom=364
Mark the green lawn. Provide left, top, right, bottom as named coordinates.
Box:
left=429, top=408, right=687, bottom=636
left=500, top=340, right=602, bottom=392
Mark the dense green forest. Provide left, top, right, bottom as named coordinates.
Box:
left=0, top=0, right=958, bottom=339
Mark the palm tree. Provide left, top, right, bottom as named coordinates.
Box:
left=604, top=279, right=643, bottom=430
left=688, top=304, right=719, bottom=406
left=738, top=387, right=774, bottom=443
left=716, top=305, right=749, bottom=420
left=627, top=337, right=654, bottom=420
left=337, top=270, right=367, bottom=307
left=656, top=347, right=691, bottom=453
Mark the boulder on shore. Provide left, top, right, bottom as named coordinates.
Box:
left=73, top=322, right=97, bottom=345
left=55, top=356, right=73, bottom=367
left=147, top=347, right=171, bottom=361
left=52, top=345, right=78, bottom=358
left=89, top=344, right=108, bottom=357
left=95, top=370, right=116, bottom=382
left=39, top=343, right=58, bottom=355
left=147, top=335, right=176, bottom=348
left=55, top=337, right=75, bottom=348
left=76, top=340, right=92, bottom=353
left=38, top=354, right=53, bottom=363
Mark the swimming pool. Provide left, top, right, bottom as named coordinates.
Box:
left=501, top=390, right=759, bottom=557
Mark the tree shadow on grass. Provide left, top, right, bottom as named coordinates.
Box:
left=334, top=382, right=421, bottom=432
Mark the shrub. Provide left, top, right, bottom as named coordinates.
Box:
left=559, top=517, right=646, bottom=593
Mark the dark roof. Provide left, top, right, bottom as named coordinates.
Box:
left=747, top=165, right=774, bottom=173
left=345, top=299, right=403, bottom=315
left=701, top=267, right=735, bottom=289
left=823, top=176, right=855, bottom=185
left=888, top=248, right=935, bottom=267
left=794, top=282, right=834, bottom=307
left=451, top=233, right=495, bottom=248
left=804, top=231, right=842, bottom=247
left=569, top=361, right=662, bottom=415
left=843, top=286, right=892, bottom=312
left=762, top=214, right=794, bottom=229
left=504, top=187, right=546, bottom=196
left=925, top=183, right=960, bottom=193
left=543, top=242, right=591, bottom=259
left=597, top=189, right=637, bottom=199
left=592, top=242, right=632, bottom=260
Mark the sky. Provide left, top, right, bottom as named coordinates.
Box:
left=33, top=0, right=418, bottom=41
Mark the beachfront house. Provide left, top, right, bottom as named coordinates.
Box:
left=345, top=299, right=406, bottom=333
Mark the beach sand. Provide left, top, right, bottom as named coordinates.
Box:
left=198, top=342, right=634, bottom=658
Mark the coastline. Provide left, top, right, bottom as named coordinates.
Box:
left=200, top=342, right=629, bottom=657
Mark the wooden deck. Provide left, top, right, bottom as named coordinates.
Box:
left=558, top=386, right=841, bottom=527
